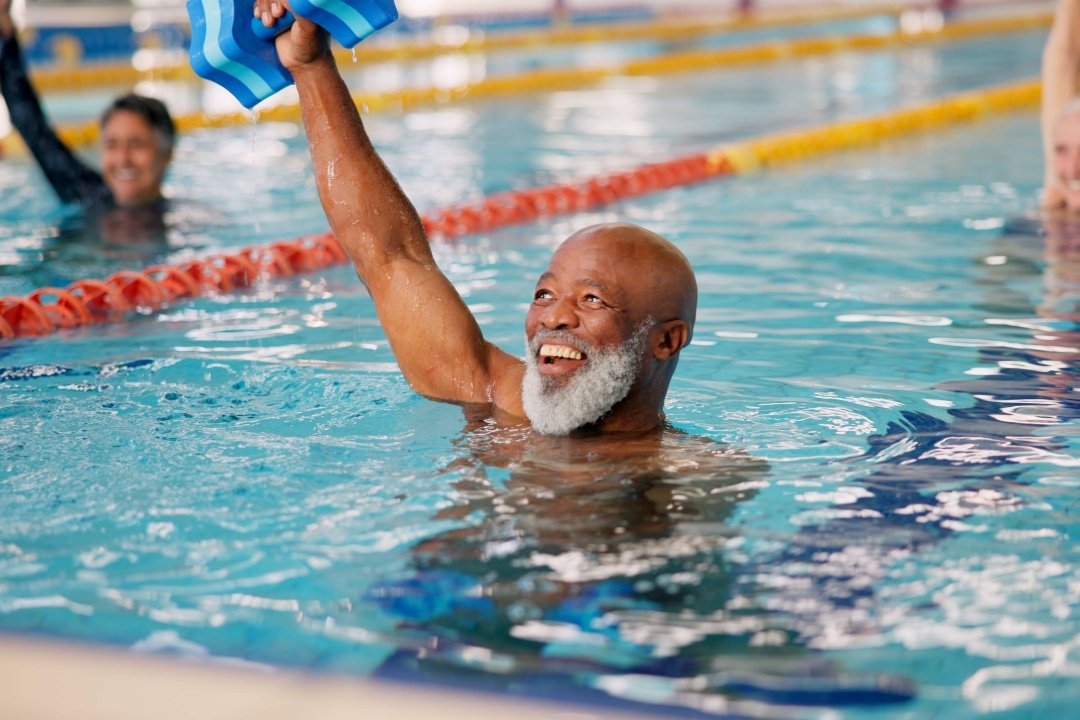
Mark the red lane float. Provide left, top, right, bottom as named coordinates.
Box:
left=106, top=271, right=167, bottom=310
left=0, top=296, right=55, bottom=336
left=27, top=287, right=93, bottom=329
left=66, top=279, right=131, bottom=320
left=144, top=264, right=202, bottom=300
left=418, top=151, right=724, bottom=242
left=2, top=150, right=732, bottom=340
left=241, top=246, right=294, bottom=278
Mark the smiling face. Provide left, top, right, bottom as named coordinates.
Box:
left=1053, top=110, right=1080, bottom=211
left=521, top=223, right=697, bottom=434
left=526, top=228, right=645, bottom=384
left=100, top=110, right=171, bottom=207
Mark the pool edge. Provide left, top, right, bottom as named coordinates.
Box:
left=0, top=631, right=659, bottom=720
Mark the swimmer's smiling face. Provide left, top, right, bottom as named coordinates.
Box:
left=521, top=223, right=697, bottom=435
left=101, top=110, right=171, bottom=207
left=1053, top=111, right=1080, bottom=211
left=522, top=227, right=653, bottom=435
left=525, top=231, right=641, bottom=387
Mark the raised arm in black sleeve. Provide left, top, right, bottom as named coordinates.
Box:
left=0, top=33, right=114, bottom=208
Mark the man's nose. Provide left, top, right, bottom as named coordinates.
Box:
left=540, top=296, right=579, bottom=330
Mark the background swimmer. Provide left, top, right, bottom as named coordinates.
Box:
left=0, top=0, right=204, bottom=256
left=0, top=0, right=174, bottom=211
left=1042, top=0, right=1080, bottom=210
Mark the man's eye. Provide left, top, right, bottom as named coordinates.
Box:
left=534, top=290, right=553, bottom=300
left=584, top=294, right=602, bottom=303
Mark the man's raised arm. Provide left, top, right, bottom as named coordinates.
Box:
left=256, top=1, right=524, bottom=411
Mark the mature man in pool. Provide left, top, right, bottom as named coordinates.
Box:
left=255, top=0, right=696, bottom=436
left=0, top=0, right=174, bottom=213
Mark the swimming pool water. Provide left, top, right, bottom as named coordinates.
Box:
left=2, top=26, right=1078, bottom=719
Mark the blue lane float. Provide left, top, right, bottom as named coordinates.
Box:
left=187, top=0, right=398, bottom=109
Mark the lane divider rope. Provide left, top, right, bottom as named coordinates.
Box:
left=0, top=75, right=1042, bottom=342
left=21, top=3, right=922, bottom=94
left=0, top=8, right=1051, bottom=154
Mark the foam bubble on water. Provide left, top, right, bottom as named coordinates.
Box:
left=836, top=314, right=952, bottom=326
left=146, top=522, right=175, bottom=539
left=78, top=547, right=121, bottom=569
left=0, top=595, right=93, bottom=615
left=0, top=365, right=73, bottom=381
left=969, top=685, right=1040, bottom=714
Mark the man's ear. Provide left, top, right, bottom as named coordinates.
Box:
left=653, top=320, right=690, bottom=360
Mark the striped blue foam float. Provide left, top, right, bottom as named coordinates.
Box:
left=187, top=0, right=398, bottom=109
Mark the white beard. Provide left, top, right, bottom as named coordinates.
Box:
left=521, top=324, right=650, bottom=435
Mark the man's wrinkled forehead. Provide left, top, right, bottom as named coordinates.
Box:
left=537, top=248, right=634, bottom=306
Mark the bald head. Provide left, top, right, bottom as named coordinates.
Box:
left=523, top=222, right=699, bottom=433
left=556, top=222, right=698, bottom=341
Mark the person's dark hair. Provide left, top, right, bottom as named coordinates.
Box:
left=99, top=94, right=176, bottom=155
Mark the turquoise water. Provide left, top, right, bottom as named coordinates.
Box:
left=3, top=27, right=1079, bottom=719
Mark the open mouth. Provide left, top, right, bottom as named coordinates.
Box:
left=112, top=168, right=140, bottom=182
left=538, top=343, right=587, bottom=373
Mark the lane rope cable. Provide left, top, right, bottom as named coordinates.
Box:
left=0, top=74, right=1042, bottom=341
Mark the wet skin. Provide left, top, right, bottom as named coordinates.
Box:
left=254, top=0, right=697, bottom=436
left=434, top=414, right=763, bottom=539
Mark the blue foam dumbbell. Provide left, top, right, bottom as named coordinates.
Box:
left=187, top=0, right=398, bottom=109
